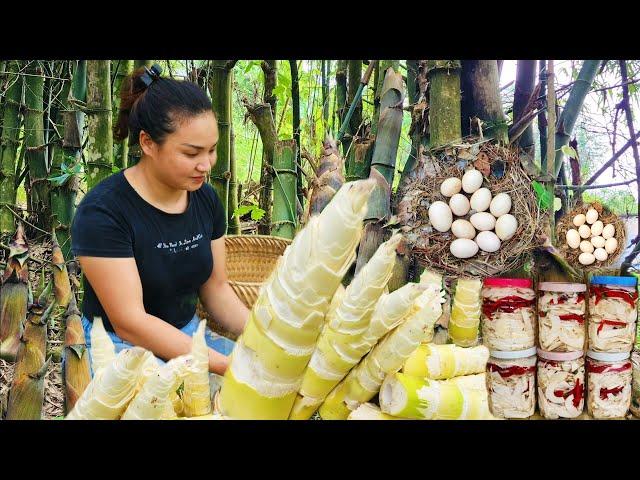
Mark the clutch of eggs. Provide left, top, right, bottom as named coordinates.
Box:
left=565, top=208, right=619, bottom=264
left=429, top=170, right=517, bottom=258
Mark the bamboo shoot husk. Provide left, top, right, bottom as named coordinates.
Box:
left=64, top=294, right=91, bottom=413
left=51, top=230, right=72, bottom=308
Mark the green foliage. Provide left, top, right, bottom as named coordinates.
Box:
left=232, top=202, right=265, bottom=221
left=47, top=162, right=83, bottom=187
left=583, top=190, right=638, bottom=215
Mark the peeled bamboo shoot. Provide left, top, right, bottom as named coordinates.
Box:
left=66, top=347, right=147, bottom=419
left=448, top=278, right=482, bottom=347
left=379, top=372, right=493, bottom=419
left=182, top=320, right=211, bottom=417
left=90, top=317, right=116, bottom=375
left=347, top=402, right=397, bottom=420
left=403, top=344, right=489, bottom=379
left=319, top=272, right=444, bottom=419
left=218, top=180, right=375, bottom=419
left=290, top=234, right=402, bottom=419
left=122, top=355, right=195, bottom=420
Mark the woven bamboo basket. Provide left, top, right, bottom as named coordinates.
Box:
left=198, top=235, right=291, bottom=339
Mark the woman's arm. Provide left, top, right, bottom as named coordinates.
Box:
left=198, top=237, right=250, bottom=336
left=78, top=256, right=230, bottom=375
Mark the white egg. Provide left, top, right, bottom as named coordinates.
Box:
left=565, top=229, right=581, bottom=249
left=428, top=201, right=453, bottom=232
left=594, top=248, right=608, bottom=262
left=494, top=214, right=518, bottom=241
left=440, top=177, right=462, bottom=197
left=469, top=188, right=492, bottom=213
left=579, top=240, right=594, bottom=254
left=451, top=219, right=476, bottom=239
left=605, top=237, right=618, bottom=254
left=578, top=252, right=596, bottom=265
left=450, top=238, right=479, bottom=259
left=602, top=224, right=615, bottom=240
left=449, top=194, right=471, bottom=216
left=591, top=236, right=606, bottom=249
left=470, top=212, right=496, bottom=231
left=578, top=224, right=591, bottom=239
left=475, top=231, right=501, bottom=253
left=590, top=220, right=604, bottom=237
left=573, top=214, right=586, bottom=227
left=489, top=193, right=512, bottom=217
left=461, top=169, right=484, bottom=194
left=586, top=208, right=599, bottom=224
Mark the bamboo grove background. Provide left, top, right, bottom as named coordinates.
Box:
left=0, top=59, right=639, bottom=418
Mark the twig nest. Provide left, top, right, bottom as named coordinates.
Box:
left=490, top=193, right=512, bottom=217
left=450, top=238, right=479, bottom=258
left=440, top=177, right=462, bottom=197
left=461, top=169, right=484, bottom=194
left=451, top=219, right=476, bottom=239
left=470, top=212, right=496, bottom=231
left=556, top=201, right=626, bottom=271
left=469, top=188, right=492, bottom=212
left=449, top=194, right=471, bottom=216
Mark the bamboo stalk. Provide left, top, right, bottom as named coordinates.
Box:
left=355, top=67, right=404, bottom=274
left=289, top=60, right=304, bottom=209
left=85, top=60, right=113, bottom=190
left=271, top=139, right=297, bottom=239
left=63, top=293, right=91, bottom=414
left=0, top=61, right=23, bottom=236
left=112, top=60, right=133, bottom=169
left=513, top=60, right=536, bottom=159
left=336, top=60, right=348, bottom=153
left=208, top=60, right=234, bottom=230
left=546, top=60, right=557, bottom=241
left=6, top=298, right=54, bottom=419
left=24, top=61, right=51, bottom=231
left=428, top=60, right=462, bottom=147
left=0, top=224, right=29, bottom=361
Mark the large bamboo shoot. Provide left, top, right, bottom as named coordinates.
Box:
left=64, top=294, right=91, bottom=413
left=218, top=180, right=375, bottom=419
left=90, top=317, right=116, bottom=375
left=403, top=344, right=489, bottom=379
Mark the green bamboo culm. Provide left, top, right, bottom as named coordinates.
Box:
left=335, top=60, right=348, bottom=149
left=428, top=60, right=462, bottom=147
left=271, top=139, right=298, bottom=239
left=112, top=60, right=133, bottom=169
left=24, top=61, right=52, bottom=231
left=85, top=60, right=113, bottom=190
left=553, top=60, right=601, bottom=177
left=354, top=68, right=404, bottom=274
left=228, top=124, right=240, bottom=234
left=460, top=60, right=507, bottom=144
left=208, top=60, right=234, bottom=234
left=344, top=135, right=374, bottom=182
left=342, top=60, right=363, bottom=154
left=0, top=61, right=24, bottom=236
left=372, top=60, right=400, bottom=135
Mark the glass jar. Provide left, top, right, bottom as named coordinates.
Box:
left=631, top=350, right=640, bottom=419
left=588, top=276, right=638, bottom=353
left=536, top=349, right=585, bottom=419
left=486, top=347, right=537, bottom=419
left=538, top=282, right=587, bottom=352
left=586, top=350, right=632, bottom=419
left=481, top=278, right=536, bottom=351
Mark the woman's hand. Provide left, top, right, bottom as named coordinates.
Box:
left=199, top=238, right=250, bottom=336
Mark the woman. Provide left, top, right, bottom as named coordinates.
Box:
left=71, top=65, right=249, bottom=375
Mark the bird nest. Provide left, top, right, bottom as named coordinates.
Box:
left=556, top=201, right=626, bottom=272
left=395, top=138, right=545, bottom=277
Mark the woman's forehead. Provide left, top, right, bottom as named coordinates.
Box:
left=172, top=112, right=218, bottom=144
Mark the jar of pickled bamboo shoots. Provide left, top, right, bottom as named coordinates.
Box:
left=486, top=347, right=537, bottom=419
left=536, top=349, right=585, bottom=419
left=481, top=278, right=536, bottom=351
left=588, top=276, right=637, bottom=353
left=586, top=350, right=632, bottom=419
left=538, top=282, right=587, bottom=353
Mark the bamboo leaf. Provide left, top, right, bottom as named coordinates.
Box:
left=250, top=206, right=266, bottom=221
left=561, top=144, right=577, bottom=158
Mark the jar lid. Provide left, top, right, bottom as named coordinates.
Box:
left=537, top=349, right=584, bottom=361
left=586, top=350, right=631, bottom=362
left=590, top=276, right=637, bottom=287
left=490, top=346, right=537, bottom=359
left=538, top=282, right=587, bottom=292
left=483, top=278, right=533, bottom=289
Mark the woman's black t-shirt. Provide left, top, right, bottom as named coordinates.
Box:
left=71, top=171, right=227, bottom=332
